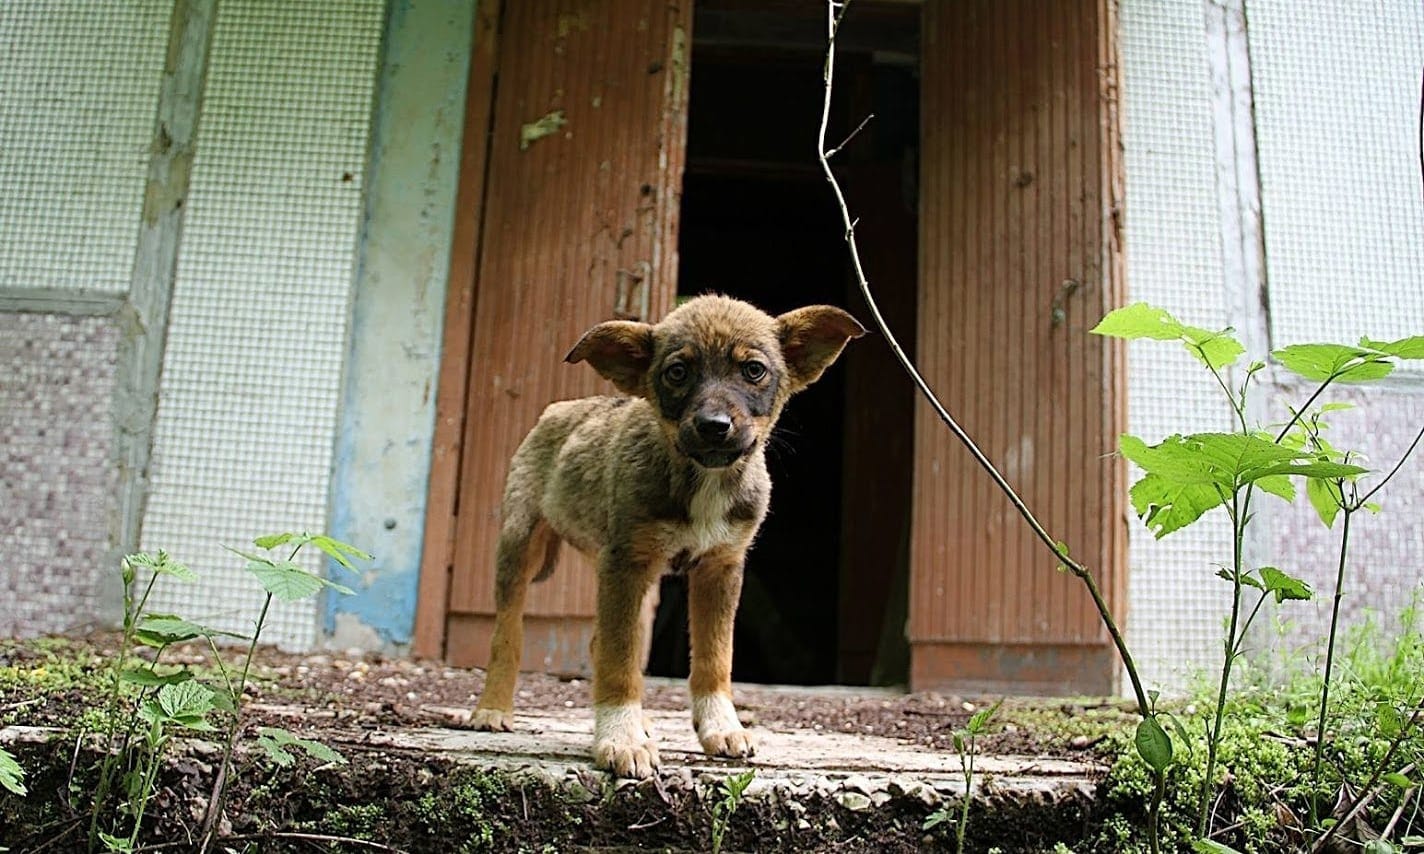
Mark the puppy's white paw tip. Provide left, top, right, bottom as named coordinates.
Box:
left=594, top=738, right=662, bottom=779
left=700, top=727, right=757, bottom=759
left=469, top=708, right=514, bottom=732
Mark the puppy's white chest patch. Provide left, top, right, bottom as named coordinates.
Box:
left=683, top=472, right=737, bottom=555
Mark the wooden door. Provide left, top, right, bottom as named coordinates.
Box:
left=425, top=0, right=692, bottom=671
left=911, top=0, right=1127, bottom=694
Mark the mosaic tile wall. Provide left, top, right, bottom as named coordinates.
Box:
left=139, top=2, right=384, bottom=649
left=1246, top=0, right=1424, bottom=346
left=1243, top=0, right=1424, bottom=665
left=1255, top=384, right=1424, bottom=664
left=1119, top=0, right=1240, bottom=688
left=1119, top=0, right=1424, bottom=689
left=0, top=0, right=171, bottom=292
left=0, top=314, right=120, bottom=636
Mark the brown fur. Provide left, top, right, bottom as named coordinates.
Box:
left=469, top=294, right=864, bottom=779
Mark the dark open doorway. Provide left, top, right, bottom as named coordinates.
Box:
left=646, top=3, right=920, bottom=686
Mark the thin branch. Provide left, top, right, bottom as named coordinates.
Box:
left=825, top=112, right=873, bottom=159
left=1311, top=702, right=1424, bottom=852
left=1360, top=419, right=1424, bottom=504
left=137, top=831, right=410, bottom=853
left=814, top=0, right=1151, bottom=720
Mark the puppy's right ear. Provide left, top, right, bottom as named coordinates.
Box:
left=565, top=320, right=654, bottom=396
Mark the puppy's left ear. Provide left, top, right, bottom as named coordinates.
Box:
left=565, top=320, right=655, bottom=396
left=776, top=305, right=867, bottom=392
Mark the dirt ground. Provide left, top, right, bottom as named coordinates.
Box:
left=190, top=642, right=1123, bottom=756
left=1, top=634, right=1131, bottom=759
left=1, top=637, right=1128, bottom=853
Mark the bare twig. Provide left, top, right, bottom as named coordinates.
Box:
left=138, top=831, right=410, bottom=853
left=814, top=0, right=1152, bottom=722
left=1311, top=703, right=1424, bottom=852
left=825, top=112, right=873, bottom=159
left=1382, top=784, right=1416, bottom=839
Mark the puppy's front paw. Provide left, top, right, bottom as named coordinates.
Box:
left=694, top=693, right=757, bottom=758
left=699, top=725, right=757, bottom=758
left=469, top=708, right=514, bottom=731
left=593, top=736, right=662, bottom=779
left=594, top=703, right=661, bottom=779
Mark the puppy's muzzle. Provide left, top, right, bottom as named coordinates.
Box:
left=680, top=409, right=755, bottom=469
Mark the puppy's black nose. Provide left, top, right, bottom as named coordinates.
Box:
left=693, top=412, right=733, bottom=441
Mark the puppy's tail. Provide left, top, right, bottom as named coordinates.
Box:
left=494, top=517, right=562, bottom=607
left=531, top=532, right=562, bottom=584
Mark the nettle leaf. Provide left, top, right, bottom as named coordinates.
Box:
left=1377, top=702, right=1404, bottom=737
left=1120, top=434, right=1224, bottom=486
left=1273, top=343, right=1394, bottom=383
left=310, top=535, right=372, bottom=572
left=1121, top=431, right=1359, bottom=537
left=1254, top=474, right=1295, bottom=503
left=1360, top=334, right=1424, bottom=359
left=1131, top=475, right=1225, bottom=538
left=0, top=747, right=27, bottom=796
left=247, top=561, right=325, bottom=601
left=123, top=550, right=196, bottom=581
left=136, top=615, right=246, bottom=645
left=1307, top=477, right=1343, bottom=528
left=224, top=545, right=275, bottom=567
left=1383, top=771, right=1416, bottom=789
left=1135, top=716, right=1173, bottom=772
left=1193, top=841, right=1246, bottom=854
left=253, top=532, right=301, bottom=550
left=246, top=560, right=356, bottom=600
left=1222, top=568, right=1262, bottom=589
left=255, top=727, right=347, bottom=767
left=1258, top=567, right=1312, bottom=602
left=1182, top=326, right=1245, bottom=370
left=966, top=698, right=1004, bottom=735
left=1091, top=303, right=1186, bottom=340
left=157, top=681, right=215, bottom=721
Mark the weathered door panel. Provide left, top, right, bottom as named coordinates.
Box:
left=444, top=0, right=691, bottom=671
left=912, top=0, right=1126, bottom=694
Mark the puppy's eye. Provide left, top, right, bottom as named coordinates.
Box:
left=741, top=361, right=768, bottom=382
left=663, top=363, right=688, bottom=385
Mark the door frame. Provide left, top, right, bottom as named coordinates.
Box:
left=412, top=4, right=499, bottom=660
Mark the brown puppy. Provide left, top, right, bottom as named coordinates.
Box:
left=468, top=294, right=865, bottom=779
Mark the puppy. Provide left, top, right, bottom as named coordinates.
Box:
left=468, top=294, right=865, bottom=779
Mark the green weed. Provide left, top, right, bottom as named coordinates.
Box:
left=65, top=532, right=369, bottom=853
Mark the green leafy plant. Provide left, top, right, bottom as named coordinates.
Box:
left=0, top=746, right=26, bottom=797
left=1093, top=303, right=1424, bottom=850
left=73, top=533, right=365, bottom=853
left=708, top=768, right=755, bottom=854
left=196, top=532, right=365, bottom=853
left=925, top=699, right=1004, bottom=854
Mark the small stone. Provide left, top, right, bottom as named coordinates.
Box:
left=795, top=818, right=812, bottom=831
left=870, top=790, right=893, bottom=807
left=836, top=791, right=873, bottom=811
left=842, top=775, right=873, bottom=793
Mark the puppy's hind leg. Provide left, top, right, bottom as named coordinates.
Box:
left=470, top=517, right=560, bottom=731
